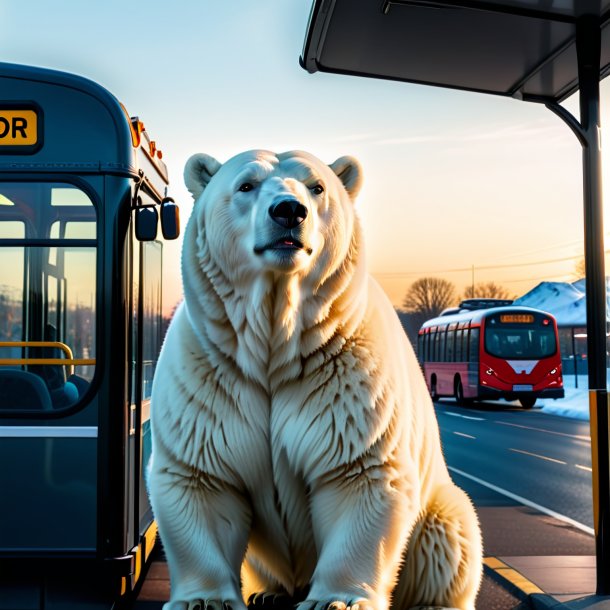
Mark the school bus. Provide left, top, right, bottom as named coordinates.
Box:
left=0, top=62, right=179, bottom=608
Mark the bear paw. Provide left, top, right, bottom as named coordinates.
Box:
left=298, top=599, right=375, bottom=610
left=408, top=606, right=461, bottom=610
left=248, top=592, right=295, bottom=610
left=164, top=598, right=239, bottom=610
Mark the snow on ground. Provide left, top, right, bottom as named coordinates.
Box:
left=538, top=374, right=589, bottom=420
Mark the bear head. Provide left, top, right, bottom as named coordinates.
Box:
left=183, top=150, right=363, bottom=287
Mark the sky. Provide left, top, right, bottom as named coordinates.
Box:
left=2, top=0, right=609, bottom=316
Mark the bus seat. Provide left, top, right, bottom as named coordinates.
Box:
left=0, top=369, right=53, bottom=410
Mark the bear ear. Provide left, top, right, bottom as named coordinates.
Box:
left=184, top=153, right=222, bottom=200
left=329, top=155, right=363, bottom=201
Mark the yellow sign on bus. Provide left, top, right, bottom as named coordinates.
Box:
left=0, top=109, right=38, bottom=146
left=500, top=314, right=535, bottom=324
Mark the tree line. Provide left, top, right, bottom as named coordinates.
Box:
left=396, top=277, right=514, bottom=346
left=402, top=277, right=514, bottom=323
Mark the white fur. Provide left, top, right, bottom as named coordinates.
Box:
left=148, top=150, right=482, bottom=610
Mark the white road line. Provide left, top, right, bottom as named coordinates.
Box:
left=509, top=447, right=567, bottom=465
left=444, top=411, right=485, bottom=421
left=575, top=464, right=593, bottom=472
left=453, top=431, right=476, bottom=439
left=495, top=420, right=590, bottom=442
left=448, top=466, right=594, bottom=536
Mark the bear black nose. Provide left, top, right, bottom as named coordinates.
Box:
left=269, top=199, right=308, bottom=229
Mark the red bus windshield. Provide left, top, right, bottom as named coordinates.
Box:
left=484, top=320, right=557, bottom=360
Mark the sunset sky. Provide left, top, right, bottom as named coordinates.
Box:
left=2, top=0, right=610, bottom=315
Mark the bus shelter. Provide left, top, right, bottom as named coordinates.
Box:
left=301, top=0, right=610, bottom=595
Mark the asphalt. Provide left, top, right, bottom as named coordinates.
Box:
left=450, top=460, right=606, bottom=609
left=134, top=507, right=606, bottom=610
left=134, top=409, right=607, bottom=610
left=477, top=505, right=603, bottom=609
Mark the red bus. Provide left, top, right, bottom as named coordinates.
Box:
left=417, top=302, right=564, bottom=408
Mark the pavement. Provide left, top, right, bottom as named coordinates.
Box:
left=477, top=504, right=610, bottom=609
left=134, top=504, right=610, bottom=610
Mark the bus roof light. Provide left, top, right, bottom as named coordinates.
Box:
left=129, top=117, right=145, bottom=148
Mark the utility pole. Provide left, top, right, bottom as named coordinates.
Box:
left=471, top=264, right=475, bottom=296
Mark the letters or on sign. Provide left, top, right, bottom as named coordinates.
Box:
left=500, top=314, right=535, bottom=324
left=0, top=109, right=38, bottom=146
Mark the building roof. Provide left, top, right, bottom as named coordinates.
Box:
left=514, top=279, right=610, bottom=326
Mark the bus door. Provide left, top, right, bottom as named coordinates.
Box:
left=125, top=191, right=163, bottom=570
left=0, top=179, right=98, bottom=550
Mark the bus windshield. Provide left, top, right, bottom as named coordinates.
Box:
left=0, top=182, right=96, bottom=411
left=484, top=324, right=557, bottom=359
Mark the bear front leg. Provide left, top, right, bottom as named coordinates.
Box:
left=148, top=450, right=251, bottom=610
left=303, top=462, right=415, bottom=610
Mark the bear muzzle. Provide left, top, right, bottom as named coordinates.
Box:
left=269, top=199, right=308, bottom=229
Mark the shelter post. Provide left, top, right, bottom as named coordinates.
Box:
left=578, top=13, right=610, bottom=596
left=546, top=10, right=610, bottom=596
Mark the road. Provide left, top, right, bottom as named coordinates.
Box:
left=136, top=400, right=597, bottom=610
left=433, top=398, right=597, bottom=608
left=435, top=398, right=594, bottom=531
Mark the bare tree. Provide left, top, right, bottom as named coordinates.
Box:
left=574, top=257, right=586, bottom=279
left=402, top=277, right=457, bottom=320
left=462, top=281, right=514, bottom=301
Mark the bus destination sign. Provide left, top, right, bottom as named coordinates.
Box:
left=0, top=105, right=41, bottom=153
left=500, top=314, right=534, bottom=324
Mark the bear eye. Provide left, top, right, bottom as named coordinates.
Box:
left=310, top=184, right=324, bottom=195
left=238, top=182, right=254, bottom=193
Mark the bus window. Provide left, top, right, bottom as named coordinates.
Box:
left=142, top=240, right=162, bottom=401
left=455, top=329, right=463, bottom=362
left=469, top=328, right=480, bottom=363
left=445, top=327, right=453, bottom=362
left=485, top=324, right=556, bottom=359
left=0, top=182, right=96, bottom=411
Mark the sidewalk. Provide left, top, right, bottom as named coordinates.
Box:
left=136, top=506, right=607, bottom=610
left=478, top=505, right=610, bottom=609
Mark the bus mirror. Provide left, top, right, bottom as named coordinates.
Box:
left=135, top=206, right=158, bottom=241
left=160, top=197, right=180, bottom=240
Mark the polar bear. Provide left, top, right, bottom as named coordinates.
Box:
left=148, top=150, right=482, bottom=610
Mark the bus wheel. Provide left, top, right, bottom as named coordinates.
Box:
left=431, top=378, right=439, bottom=401
left=454, top=378, right=465, bottom=405
left=519, top=396, right=536, bottom=409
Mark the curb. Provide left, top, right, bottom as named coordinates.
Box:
left=483, top=557, right=559, bottom=608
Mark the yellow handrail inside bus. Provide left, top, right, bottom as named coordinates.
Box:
left=0, top=341, right=96, bottom=376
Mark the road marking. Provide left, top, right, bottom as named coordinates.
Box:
left=509, top=448, right=566, bottom=465
left=495, top=420, right=590, bottom=442
left=576, top=464, right=593, bottom=472
left=444, top=411, right=485, bottom=421
left=453, top=431, right=476, bottom=439
left=448, top=466, right=594, bottom=535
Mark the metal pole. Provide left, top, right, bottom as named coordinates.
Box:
left=571, top=327, right=578, bottom=389
left=576, top=13, right=610, bottom=595
left=471, top=264, right=475, bottom=296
